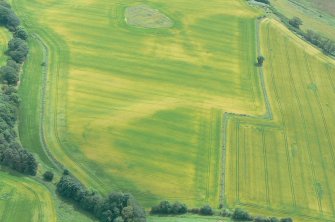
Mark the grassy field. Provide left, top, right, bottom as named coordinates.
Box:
left=0, top=171, right=56, bottom=222
left=0, top=28, right=10, bottom=66
left=271, top=0, right=335, bottom=42
left=225, top=18, right=335, bottom=221
left=12, top=0, right=265, bottom=207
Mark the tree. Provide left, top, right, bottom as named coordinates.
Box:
left=289, top=17, right=303, bottom=29
left=43, top=171, right=54, bottom=181
left=1, top=65, right=18, bottom=85
left=14, top=27, right=28, bottom=40
left=257, top=56, right=265, bottom=67
left=7, top=37, right=29, bottom=63
left=199, top=205, right=213, bottom=215
left=171, top=202, right=187, bottom=214
left=57, top=175, right=146, bottom=222
left=232, top=208, right=253, bottom=221
left=321, top=39, right=335, bottom=55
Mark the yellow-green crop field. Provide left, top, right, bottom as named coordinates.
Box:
left=13, top=0, right=265, bottom=207
left=0, top=171, right=56, bottom=222
left=11, top=0, right=335, bottom=220
left=225, top=19, right=335, bottom=221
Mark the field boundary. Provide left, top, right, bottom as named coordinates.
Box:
left=33, top=33, right=64, bottom=172
left=220, top=18, right=272, bottom=206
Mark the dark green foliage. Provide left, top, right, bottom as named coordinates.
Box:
left=306, top=30, right=335, bottom=55
left=0, top=15, right=36, bottom=176
left=232, top=208, right=253, bottom=221
left=255, top=0, right=270, bottom=4
left=1, top=65, right=18, bottom=85
left=151, top=201, right=187, bottom=215
left=14, top=27, right=28, bottom=40
left=270, top=218, right=280, bottom=222
left=257, top=56, right=265, bottom=66
left=0, top=2, right=19, bottom=31
left=57, top=174, right=146, bottom=222
left=63, top=169, right=70, bottom=175
left=199, top=205, right=213, bottom=216
left=43, top=171, right=54, bottom=181
left=7, top=37, right=29, bottom=63
left=0, top=146, right=38, bottom=175
left=288, top=17, right=303, bottom=29
left=280, top=218, right=293, bottom=222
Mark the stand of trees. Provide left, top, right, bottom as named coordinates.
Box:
left=57, top=173, right=146, bottom=222
left=151, top=201, right=187, bottom=215
left=0, top=0, right=37, bottom=175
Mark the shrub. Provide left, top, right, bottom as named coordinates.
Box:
left=199, top=205, right=213, bottom=215
left=43, top=171, right=54, bottom=181
left=189, top=208, right=200, bottom=214
left=232, top=208, right=253, bottom=221
left=151, top=201, right=187, bottom=215
left=220, top=208, right=232, bottom=217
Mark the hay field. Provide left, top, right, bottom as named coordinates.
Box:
left=225, top=18, right=335, bottom=221
left=0, top=171, right=56, bottom=222
left=12, top=0, right=264, bottom=207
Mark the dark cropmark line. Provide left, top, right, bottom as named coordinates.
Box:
left=302, top=50, right=335, bottom=216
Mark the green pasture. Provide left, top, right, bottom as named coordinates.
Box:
left=13, top=0, right=264, bottom=207
left=225, top=18, right=335, bottom=221
left=0, top=171, right=56, bottom=222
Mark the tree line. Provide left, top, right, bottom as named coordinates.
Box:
left=57, top=171, right=146, bottom=222
left=0, top=0, right=37, bottom=175
left=150, top=200, right=293, bottom=222
left=0, top=3, right=147, bottom=222
left=269, top=5, right=335, bottom=56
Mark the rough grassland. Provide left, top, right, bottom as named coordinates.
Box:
left=225, top=19, right=335, bottom=221
left=0, top=171, right=56, bottom=222
left=12, top=0, right=263, bottom=207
